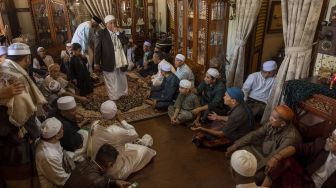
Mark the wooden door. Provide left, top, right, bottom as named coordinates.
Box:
left=245, top=0, right=270, bottom=77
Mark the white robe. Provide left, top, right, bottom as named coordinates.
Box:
left=103, top=69, right=128, bottom=100
left=35, top=141, right=70, bottom=188
left=103, top=30, right=128, bottom=100
left=89, top=120, right=156, bottom=179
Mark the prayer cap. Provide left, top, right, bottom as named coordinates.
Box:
left=230, top=150, right=257, bottom=177
left=179, top=79, right=192, bottom=89
left=7, top=43, right=31, bottom=55
left=275, top=104, right=295, bottom=121
left=0, top=46, right=7, bottom=56
left=207, top=68, right=220, bottom=78
left=41, top=117, right=62, bottom=139
left=227, top=87, right=244, bottom=103
left=92, top=15, right=102, bottom=24
left=161, top=63, right=172, bottom=72
left=262, top=60, right=277, bottom=72
left=144, top=41, right=151, bottom=47
left=66, top=43, right=72, bottom=47
left=48, top=80, right=61, bottom=92
left=333, top=128, right=336, bottom=135
left=57, top=96, right=76, bottom=110
left=100, top=100, right=118, bottom=120
left=104, top=15, right=115, bottom=23
left=37, top=47, right=45, bottom=53
left=175, top=54, right=185, bottom=62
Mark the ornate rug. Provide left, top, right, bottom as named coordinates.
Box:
left=77, top=72, right=167, bottom=124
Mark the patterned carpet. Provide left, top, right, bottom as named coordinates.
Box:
left=77, top=72, right=167, bottom=124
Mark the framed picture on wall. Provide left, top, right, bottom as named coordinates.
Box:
left=267, top=1, right=282, bottom=33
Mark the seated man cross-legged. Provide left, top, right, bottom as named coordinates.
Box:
left=193, top=68, right=228, bottom=126
left=168, top=79, right=200, bottom=125
left=242, top=60, right=277, bottom=120
left=262, top=128, right=336, bottom=188
left=226, top=104, right=302, bottom=184
left=146, top=63, right=180, bottom=110
left=191, top=87, right=254, bottom=148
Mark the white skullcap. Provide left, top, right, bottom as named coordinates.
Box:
left=100, top=100, right=118, bottom=120
left=37, top=47, right=45, bottom=53
left=144, top=41, right=151, bottom=47
left=207, top=68, right=220, bottom=78
left=179, top=79, right=192, bottom=89
left=0, top=46, right=7, bottom=56
left=41, top=117, right=62, bottom=139
left=175, top=54, right=185, bottom=62
left=66, top=43, right=72, bottom=47
left=161, top=63, right=172, bottom=72
left=48, top=80, right=61, bottom=92
left=230, top=150, right=257, bottom=177
left=262, top=60, right=277, bottom=72
left=104, top=15, right=115, bottom=23
left=7, top=43, right=31, bottom=55
left=333, top=128, right=336, bottom=135
left=57, top=96, right=76, bottom=110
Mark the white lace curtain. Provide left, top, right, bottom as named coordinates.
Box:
left=226, top=0, right=262, bottom=87
left=261, top=0, right=323, bottom=123
left=83, top=0, right=115, bottom=19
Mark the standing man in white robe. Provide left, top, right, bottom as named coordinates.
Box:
left=95, top=15, right=129, bottom=100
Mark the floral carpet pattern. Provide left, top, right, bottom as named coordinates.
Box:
left=77, top=72, right=167, bottom=124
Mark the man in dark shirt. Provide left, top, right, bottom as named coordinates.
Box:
left=192, top=68, right=228, bottom=126
left=191, top=87, right=254, bottom=147
left=64, top=144, right=130, bottom=188
left=262, top=129, right=336, bottom=188
left=53, top=96, right=88, bottom=154
left=146, top=63, right=179, bottom=110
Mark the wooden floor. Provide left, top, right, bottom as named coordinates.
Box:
left=128, top=115, right=235, bottom=188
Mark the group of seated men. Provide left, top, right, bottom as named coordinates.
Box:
left=0, top=38, right=335, bottom=188
left=134, top=45, right=336, bottom=188
left=0, top=42, right=157, bottom=188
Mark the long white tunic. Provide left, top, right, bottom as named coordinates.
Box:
left=89, top=120, right=156, bottom=179
left=35, top=141, right=70, bottom=188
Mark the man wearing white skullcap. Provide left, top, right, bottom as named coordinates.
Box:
left=88, top=100, right=156, bottom=179
left=174, top=54, right=195, bottom=87
left=260, top=128, right=336, bottom=187
left=242, top=60, right=278, bottom=121
left=168, top=79, right=200, bottom=125
left=0, top=45, right=7, bottom=64
left=192, top=68, right=227, bottom=126
left=72, top=16, right=102, bottom=73
left=0, top=42, right=47, bottom=185
left=32, top=46, right=55, bottom=78
left=54, top=96, right=89, bottom=161
left=151, top=51, right=176, bottom=86
left=146, top=60, right=179, bottom=110
left=137, top=40, right=155, bottom=77
left=230, top=150, right=262, bottom=188
left=36, top=117, right=71, bottom=188
left=95, top=14, right=128, bottom=100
